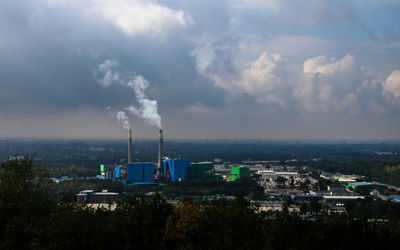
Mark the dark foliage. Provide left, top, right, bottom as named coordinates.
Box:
left=1, top=160, right=400, bottom=249
left=49, top=177, right=266, bottom=201
left=303, top=159, right=400, bottom=186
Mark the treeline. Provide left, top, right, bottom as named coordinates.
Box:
left=345, top=198, right=400, bottom=219
left=47, top=165, right=99, bottom=178
left=2, top=160, right=400, bottom=249
left=158, top=178, right=266, bottom=200
left=302, top=159, right=400, bottom=186
left=50, top=177, right=266, bottom=201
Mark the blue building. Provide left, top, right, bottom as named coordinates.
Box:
left=127, top=162, right=155, bottom=183
left=164, top=159, right=191, bottom=183
left=390, top=195, right=400, bottom=201
left=115, top=167, right=121, bottom=178
left=291, top=194, right=322, bottom=201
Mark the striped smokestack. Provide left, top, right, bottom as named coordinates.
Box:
left=128, top=129, right=132, bottom=163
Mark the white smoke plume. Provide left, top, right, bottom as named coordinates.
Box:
left=97, top=60, right=162, bottom=129
left=116, top=111, right=131, bottom=130
left=126, top=76, right=162, bottom=128
left=105, top=106, right=131, bottom=130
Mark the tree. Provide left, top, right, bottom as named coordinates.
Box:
left=289, top=176, right=295, bottom=188
left=300, top=202, right=308, bottom=215
left=299, top=179, right=311, bottom=190
left=276, top=176, right=287, bottom=186
left=313, top=177, right=332, bottom=191
left=309, top=197, right=321, bottom=214
left=0, top=159, right=55, bottom=248
left=283, top=195, right=293, bottom=207
left=311, top=170, right=320, bottom=179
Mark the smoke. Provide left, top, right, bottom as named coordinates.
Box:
left=97, top=60, right=162, bottom=129
left=126, top=76, right=162, bottom=128
left=116, top=111, right=131, bottom=130
left=105, top=106, right=131, bottom=130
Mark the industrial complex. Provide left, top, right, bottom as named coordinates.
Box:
left=97, top=129, right=250, bottom=185
left=69, top=128, right=400, bottom=215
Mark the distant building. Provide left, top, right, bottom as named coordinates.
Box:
left=76, top=190, right=94, bottom=203
left=98, top=164, right=118, bottom=179
left=390, top=195, right=400, bottom=202
left=345, top=182, right=388, bottom=191
left=113, top=163, right=155, bottom=184
left=190, top=162, right=223, bottom=181
left=76, top=190, right=119, bottom=203
left=291, top=194, right=322, bottom=201
left=336, top=177, right=357, bottom=183
left=51, top=177, right=73, bottom=183
left=327, top=185, right=346, bottom=192
left=164, top=159, right=191, bottom=183
left=231, top=166, right=250, bottom=181
left=8, top=155, right=25, bottom=161
left=127, top=162, right=155, bottom=183
left=324, top=195, right=364, bottom=202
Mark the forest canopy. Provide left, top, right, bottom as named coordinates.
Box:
left=1, top=159, right=400, bottom=249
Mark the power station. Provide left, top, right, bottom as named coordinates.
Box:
left=100, top=129, right=225, bottom=185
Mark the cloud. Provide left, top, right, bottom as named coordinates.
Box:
left=200, top=40, right=291, bottom=108
left=0, top=0, right=400, bottom=139
left=238, top=52, right=287, bottom=106
left=202, top=49, right=391, bottom=114
left=89, top=0, right=189, bottom=37
left=382, top=70, right=400, bottom=99
left=295, top=54, right=360, bottom=112
left=240, top=0, right=355, bottom=28
left=303, top=54, right=355, bottom=75
left=44, top=0, right=190, bottom=37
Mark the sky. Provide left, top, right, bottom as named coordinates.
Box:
left=0, top=0, right=400, bottom=140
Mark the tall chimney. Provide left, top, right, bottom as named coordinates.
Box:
left=158, top=129, right=163, bottom=180
left=128, top=129, right=132, bottom=164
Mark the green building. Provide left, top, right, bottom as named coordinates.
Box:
left=345, top=182, right=387, bottom=191
left=230, top=166, right=250, bottom=181
left=190, top=162, right=221, bottom=180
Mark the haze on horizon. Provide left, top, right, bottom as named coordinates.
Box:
left=1, top=0, right=400, bottom=140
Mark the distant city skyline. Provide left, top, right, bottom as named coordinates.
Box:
left=1, top=0, right=400, bottom=140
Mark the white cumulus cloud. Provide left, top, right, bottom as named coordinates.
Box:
left=239, top=52, right=288, bottom=106
left=91, top=0, right=189, bottom=36
left=303, top=54, right=355, bottom=75
left=202, top=48, right=390, bottom=114
left=45, top=0, right=189, bottom=37
left=295, top=54, right=360, bottom=112
left=382, top=70, right=400, bottom=99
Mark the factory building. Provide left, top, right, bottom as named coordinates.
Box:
left=191, top=162, right=214, bottom=179
left=390, top=195, right=400, bottom=202
left=100, top=164, right=116, bottom=179
left=76, top=190, right=119, bottom=203
left=127, top=162, right=155, bottom=183
left=113, top=163, right=155, bottom=184
left=164, top=159, right=191, bottom=183
left=344, top=182, right=388, bottom=191
left=114, top=166, right=128, bottom=181
left=231, top=166, right=250, bottom=181
left=190, top=162, right=223, bottom=181
left=291, top=194, right=322, bottom=202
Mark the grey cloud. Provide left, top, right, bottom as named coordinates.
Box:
left=237, top=0, right=356, bottom=35
left=0, top=0, right=226, bottom=115
left=360, top=23, right=399, bottom=43
left=0, top=0, right=399, bottom=139
left=200, top=45, right=399, bottom=115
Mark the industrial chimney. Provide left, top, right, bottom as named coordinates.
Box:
left=158, top=129, right=163, bottom=181
left=128, top=129, right=132, bottom=164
